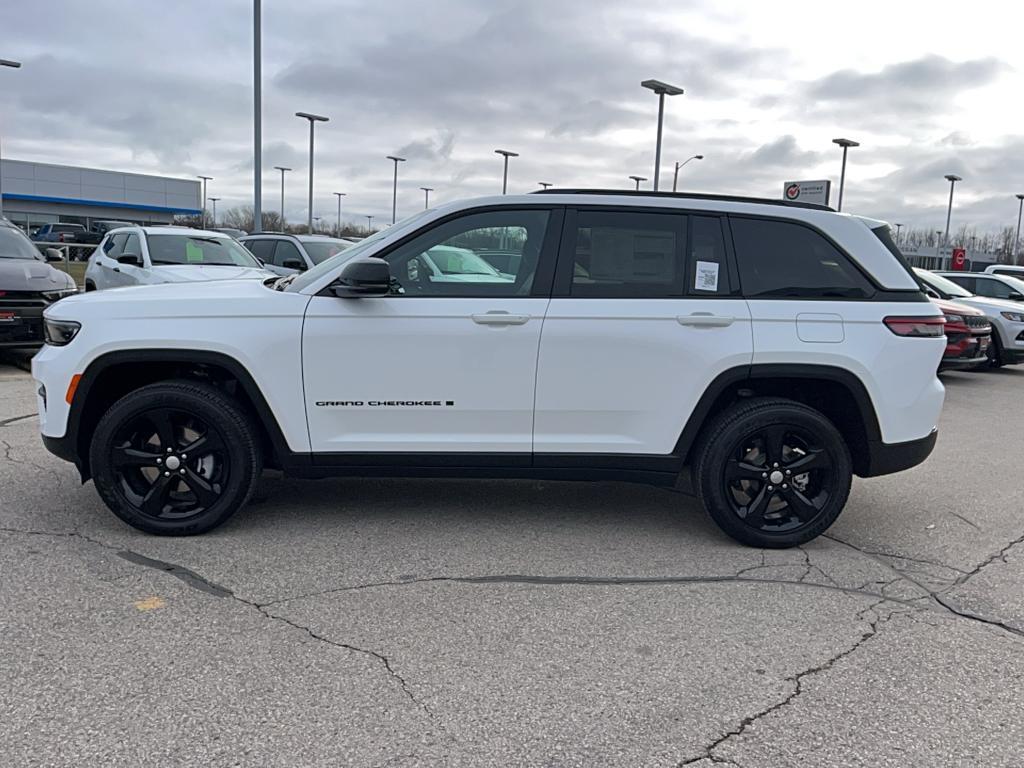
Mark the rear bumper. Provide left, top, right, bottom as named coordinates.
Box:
left=861, top=429, right=937, bottom=477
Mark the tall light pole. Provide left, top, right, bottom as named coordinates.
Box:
left=538, top=182, right=553, bottom=189
left=943, top=174, right=962, bottom=248
left=832, top=138, right=859, bottom=212
left=672, top=154, right=703, bottom=192
left=420, top=187, right=433, bottom=209
left=313, top=216, right=322, bottom=232
left=0, top=58, right=23, bottom=218
left=640, top=79, right=684, bottom=191
left=208, top=197, right=220, bottom=227
left=495, top=149, right=518, bottom=194
left=386, top=155, right=406, bottom=224
left=894, top=223, right=903, bottom=244
left=274, top=166, right=290, bottom=229
left=333, top=191, right=346, bottom=235
left=253, top=0, right=262, bottom=234
left=366, top=214, right=374, bottom=232
left=1015, top=193, right=1024, bottom=266
left=629, top=175, right=647, bottom=190
left=296, top=112, right=329, bottom=234
left=196, top=175, right=212, bottom=227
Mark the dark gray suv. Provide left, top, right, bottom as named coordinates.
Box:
left=0, top=218, right=77, bottom=348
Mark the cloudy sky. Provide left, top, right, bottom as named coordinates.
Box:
left=3, top=0, right=1024, bottom=233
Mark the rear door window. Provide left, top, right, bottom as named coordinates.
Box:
left=730, top=217, right=873, bottom=299
left=973, top=277, right=1015, bottom=299
left=687, top=215, right=732, bottom=296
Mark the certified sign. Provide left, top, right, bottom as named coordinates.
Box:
left=782, top=180, right=831, bottom=207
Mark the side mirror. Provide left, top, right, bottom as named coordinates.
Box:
left=330, top=257, right=391, bottom=297
left=281, top=258, right=306, bottom=271
left=117, top=253, right=143, bottom=267
left=44, top=248, right=64, bottom=262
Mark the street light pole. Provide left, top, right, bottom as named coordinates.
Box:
left=196, top=175, right=212, bottom=228
left=943, top=174, right=962, bottom=248
left=366, top=215, right=374, bottom=232
left=208, top=197, right=220, bottom=227
left=629, top=175, right=647, bottom=190
left=253, top=0, right=262, bottom=233
left=894, top=223, right=903, bottom=244
left=0, top=58, right=23, bottom=218
left=672, top=154, right=703, bottom=192
left=641, top=79, right=684, bottom=191
left=274, top=166, right=291, bottom=228
left=420, top=187, right=433, bottom=209
left=538, top=182, right=553, bottom=189
left=386, top=155, right=406, bottom=224
left=494, top=149, right=518, bottom=194
left=333, top=191, right=346, bottom=235
left=296, top=112, right=329, bottom=234
left=832, top=138, right=859, bottom=212
left=1014, top=194, right=1024, bottom=265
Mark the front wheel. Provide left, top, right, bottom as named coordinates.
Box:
left=90, top=381, right=262, bottom=535
left=694, top=398, right=852, bottom=548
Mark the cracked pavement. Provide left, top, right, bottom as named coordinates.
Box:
left=2, top=357, right=1024, bottom=766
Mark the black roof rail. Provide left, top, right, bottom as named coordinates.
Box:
left=244, top=230, right=291, bottom=236
left=530, top=188, right=835, bottom=212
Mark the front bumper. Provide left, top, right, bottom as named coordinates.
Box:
left=861, top=429, right=938, bottom=477
left=0, top=304, right=45, bottom=348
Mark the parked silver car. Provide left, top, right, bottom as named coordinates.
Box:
left=238, top=233, right=352, bottom=276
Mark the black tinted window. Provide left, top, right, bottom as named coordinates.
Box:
left=272, top=241, right=305, bottom=269
left=688, top=216, right=730, bottom=295
left=570, top=211, right=685, bottom=297
left=731, top=218, right=872, bottom=299
left=974, top=277, right=1014, bottom=299
left=243, top=239, right=276, bottom=262
left=944, top=275, right=976, bottom=293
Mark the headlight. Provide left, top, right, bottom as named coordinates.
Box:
left=943, top=314, right=964, bottom=324
left=1001, top=311, right=1024, bottom=322
left=43, top=318, right=81, bottom=346
left=41, top=288, right=78, bottom=302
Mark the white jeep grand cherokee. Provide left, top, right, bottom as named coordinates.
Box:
left=33, top=191, right=946, bottom=547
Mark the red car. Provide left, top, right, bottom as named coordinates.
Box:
left=931, top=297, right=992, bottom=371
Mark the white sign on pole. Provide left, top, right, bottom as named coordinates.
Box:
left=782, top=180, right=831, bottom=206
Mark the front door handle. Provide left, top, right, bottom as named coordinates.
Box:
left=471, top=311, right=530, bottom=326
left=676, top=312, right=734, bottom=328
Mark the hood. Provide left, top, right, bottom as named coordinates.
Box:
left=929, top=297, right=984, bottom=317
left=0, top=257, right=76, bottom=291
left=149, top=265, right=273, bottom=283
left=956, top=295, right=1024, bottom=314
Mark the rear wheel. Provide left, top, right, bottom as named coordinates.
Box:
left=90, top=381, right=261, bottom=535
left=694, top=398, right=852, bottom=548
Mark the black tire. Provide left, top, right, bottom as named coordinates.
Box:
left=84, top=281, right=96, bottom=292
left=988, top=334, right=1005, bottom=368
left=693, top=397, right=852, bottom=548
left=89, top=381, right=261, bottom=535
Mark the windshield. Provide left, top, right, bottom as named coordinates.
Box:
left=146, top=234, right=262, bottom=267
left=287, top=208, right=434, bottom=292
left=915, top=268, right=972, bottom=299
left=0, top=226, right=45, bottom=260
left=302, top=240, right=350, bottom=264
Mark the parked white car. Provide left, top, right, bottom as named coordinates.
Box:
left=84, top=227, right=271, bottom=291
left=984, top=264, right=1024, bottom=279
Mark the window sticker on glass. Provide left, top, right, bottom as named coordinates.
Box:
left=695, top=260, right=720, bottom=292
left=186, top=241, right=205, bottom=263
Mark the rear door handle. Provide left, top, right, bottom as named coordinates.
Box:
left=471, top=311, right=530, bottom=326
left=676, top=312, right=734, bottom=328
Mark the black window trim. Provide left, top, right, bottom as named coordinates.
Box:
left=552, top=205, right=741, bottom=300
left=725, top=213, right=928, bottom=303
left=316, top=204, right=564, bottom=299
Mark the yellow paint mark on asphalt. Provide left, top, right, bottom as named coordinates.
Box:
left=134, top=596, right=166, bottom=611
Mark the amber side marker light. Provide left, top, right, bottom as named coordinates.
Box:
left=65, top=374, right=82, bottom=405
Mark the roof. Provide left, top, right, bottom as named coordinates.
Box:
left=531, top=188, right=835, bottom=211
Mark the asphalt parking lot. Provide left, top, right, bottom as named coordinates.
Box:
left=2, top=355, right=1023, bottom=767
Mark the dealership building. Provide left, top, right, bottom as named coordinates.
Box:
left=0, top=159, right=201, bottom=232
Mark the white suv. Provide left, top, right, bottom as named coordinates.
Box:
left=84, top=226, right=271, bottom=291
left=33, top=191, right=945, bottom=547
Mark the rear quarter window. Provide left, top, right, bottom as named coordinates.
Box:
left=730, top=217, right=873, bottom=299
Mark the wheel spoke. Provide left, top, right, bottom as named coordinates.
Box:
left=725, top=459, right=766, bottom=484
left=743, top=485, right=772, bottom=527
left=181, top=430, right=226, bottom=459
left=148, top=410, right=178, bottom=451
left=110, top=444, right=161, bottom=469
left=181, top=468, right=220, bottom=508
left=140, top=475, right=173, bottom=517
left=784, top=448, right=827, bottom=474
left=762, top=425, right=788, bottom=465
left=780, top=487, right=821, bottom=521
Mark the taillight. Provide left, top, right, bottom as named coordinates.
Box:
left=883, top=315, right=946, bottom=337
left=58, top=233, right=66, bottom=242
